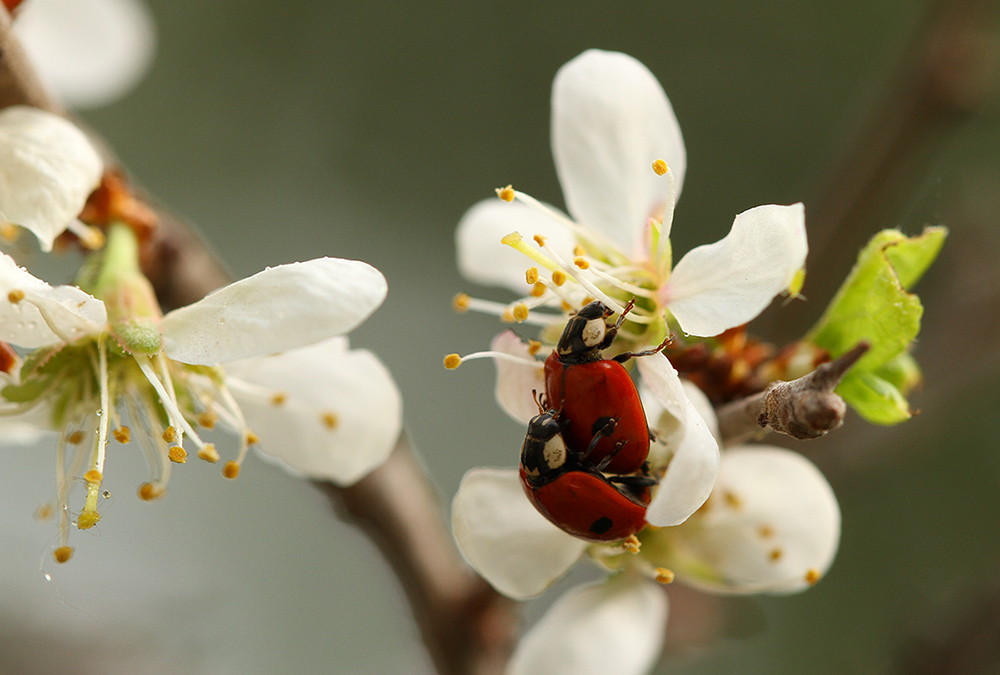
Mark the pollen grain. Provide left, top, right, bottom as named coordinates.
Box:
left=53, top=546, right=74, bottom=563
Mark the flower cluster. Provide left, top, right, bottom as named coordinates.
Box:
left=449, top=50, right=842, bottom=675
left=0, top=106, right=401, bottom=563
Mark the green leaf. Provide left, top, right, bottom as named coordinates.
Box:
left=807, top=227, right=946, bottom=425
left=837, top=371, right=912, bottom=425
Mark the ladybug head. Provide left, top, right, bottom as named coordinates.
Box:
left=520, top=411, right=568, bottom=483
left=556, top=301, right=614, bottom=362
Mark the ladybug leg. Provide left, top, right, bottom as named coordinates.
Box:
left=579, top=417, right=619, bottom=465
left=612, top=333, right=673, bottom=364
left=594, top=440, right=627, bottom=472
left=608, top=474, right=659, bottom=488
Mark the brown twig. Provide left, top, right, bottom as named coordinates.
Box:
left=316, top=437, right=516, bottom=675
left=0, top=8, right=55, bottom=110
left=716, top=342, right=869, bottom=445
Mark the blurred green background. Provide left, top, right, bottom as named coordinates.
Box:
left=3, top=0, right=1000, bottom=673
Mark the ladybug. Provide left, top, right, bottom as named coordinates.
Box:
left=518, top=409, right=655, bottom=542
left=544, top=299, right=669, bottom=475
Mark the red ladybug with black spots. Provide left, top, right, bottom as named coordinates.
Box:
left=518, top=408, right=656, bottom=542
left=544, top=299, right=668, bottom=475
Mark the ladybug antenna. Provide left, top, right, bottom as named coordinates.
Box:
left=531, top=389, right=548, bottom=415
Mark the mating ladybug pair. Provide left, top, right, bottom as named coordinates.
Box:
left=518, top=300, right=669, bottom=542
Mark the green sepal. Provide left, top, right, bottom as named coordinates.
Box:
left=806, top=226, right=946, bottom=425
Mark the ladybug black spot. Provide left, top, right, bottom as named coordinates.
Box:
left=589, top=516, right=613, bottom=534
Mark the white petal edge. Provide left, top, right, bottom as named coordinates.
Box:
left=226, top=337, right=402, bottom=486
left=668, top=446, right=841, bottom=595
left=552, top=49, right=686, bottom=258
left=509, top=575, right=667, bottom=675
left=456, top=198, right=577, bottom=295
left=15, top=0, right=157, bottom=109
left=0, top=253, right=106, bottom=347
left=452, top=468, right=586, bottom=600
left=0, top=106, right=103, bottom=251
left=491, top=330, right=545, bottom=423
left=664, top=203, right=808, bottom=337
left=637, top=355, right=719, bottom=527
left=161, top=257, right=387, bottom=366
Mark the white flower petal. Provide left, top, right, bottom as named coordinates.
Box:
left=664, top=203, right=808, bottom=337
left=15, top=0, right=156, bottom=109
left=456, top=199, right=576, bottom=294
left=452, top=468, right=586, bottom=600
left=0, top=253, right=106, bottom=347
left=637, top=355, right=719, bottom=527
left=161, top=258, right=387, bottom=366
left=552, top=49, right=686, bottom=258
left=0, top=106, right=103, bottom=251
left=509, top=575, right=667, bottom=675
left=226, top=337, right=402, bottom=486
left=666, top=446, right=840, bottom=595
left=490, top=330, right=545, bottom=423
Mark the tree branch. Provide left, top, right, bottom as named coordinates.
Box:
left=716, top=342, right=869, bottom=445
left=316, top=437, right=516, bottom=675
left=0, top=8, right=56, bottom=110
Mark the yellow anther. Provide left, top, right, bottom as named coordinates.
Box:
left=533, top=234, right=547, bottom=247
left=444, top=353, right=462, bottom=370
left=655, top=567, right=675, bottom=584
left=168, top=446, right=187, bottom=463
left=573, top=244, right=586, bottom=257
left=758, top=524, right=775, bottom=539
left=83, top=470, right=103, bottom=484
left=271, top=392, right=288, bottom=406
left=527, top=340, right=543, bottom=355
left=197, top=410, right=218, bottom=429
left=652, top=159, right=668, bottom=176
left=530, top=282, right=546, bottom=298
left=805, top=568, right=821, bottom=585
left=246, top=430, right=260, bottom=445
left=723, top=490, right=742, bottom=509
left=496, top=185, right=515, bottom=202
left=525, top=267, right=539, bottom=285
left=552, top=270, right=567, bottom=286
left=321, top=411, right=339, bottom=429
left=1, top=222, right=19, bottom=242
left=7, top=289, right=24, bottom=304
left=222, top=461, right=241, bottom=479
left=66, top=430, right=85, bottom=444
left=78, top=226, right=106, bottom=250
left=113, top=426, right=131, bottom=444
left=138, top=482, right=165, bottom=501
left=77, top=509, right=101, bottom=529
left=621, top=535, right=641, bottom=554
left=501, top=232, right=523, bottom=247
left=512, top=303, right=529, bottom=323
left=560, top=300, right=573, bottom=312
left=574, top=256, right=590, bottom=270
left=53, top=546, right=74, bottom=563
left=501, top=310, right=515, bottom=323
left=162, top=426, right=178, bottom=443
left=197, top=444, right=220, bottom=463
left=769, top=548, right=783, bottom=562
left=452, top=293, right=471, bottom=312
left=36, top=503, right=54, bottom=521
